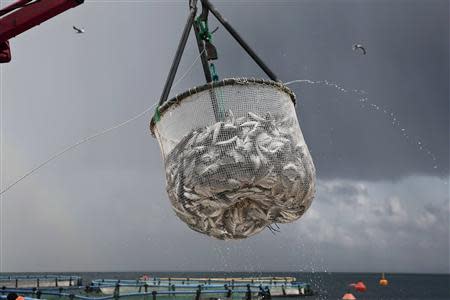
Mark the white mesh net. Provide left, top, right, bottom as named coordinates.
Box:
left=150, top=78, right=316, bottom=239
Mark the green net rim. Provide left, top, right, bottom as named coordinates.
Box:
left=149, top=78, right=296, bottom=135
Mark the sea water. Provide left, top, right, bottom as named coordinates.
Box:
left=4, top=272, right=448, bottom=300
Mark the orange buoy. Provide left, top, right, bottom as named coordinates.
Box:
left=342, top=292, right=356, bottom=300
left=379, top=273, right=389, bottom=286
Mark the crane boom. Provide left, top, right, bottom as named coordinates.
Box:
left=0, top=0, right=84, bottom=63
left=0, top=0, right=33, bottom=18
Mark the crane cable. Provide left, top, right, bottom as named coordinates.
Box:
left=0, top=49, right=205, bottom=196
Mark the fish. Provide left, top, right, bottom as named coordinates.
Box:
left=224, top=123, right=237, bottom=130
left=212, top=122, right=223, bottom=144
left=248, top=112, right=266, bottom=122
left=162, top=110, right=316, bottom=239
left=184, top=191, right=201, bottom=201
left=216, top=136, right=238, bottom=146
left=240, top=121, right=259, bottom=128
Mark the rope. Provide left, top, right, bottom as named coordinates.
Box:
left=173, top=49, right=205, bottom=88
left=0, top=49, right=205, bottom=197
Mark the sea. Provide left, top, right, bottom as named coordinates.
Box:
left=2, top=272, right=449, bottom=300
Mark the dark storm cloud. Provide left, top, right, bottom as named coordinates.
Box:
left=0, top=0, right=448, bottom=273
left=210, top=0, right=449, bottom=180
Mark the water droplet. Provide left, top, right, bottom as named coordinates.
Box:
left=287, top=78, right=438, bottom=170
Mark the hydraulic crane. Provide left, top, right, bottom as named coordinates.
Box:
left=0, top=0, right=84, bottom=63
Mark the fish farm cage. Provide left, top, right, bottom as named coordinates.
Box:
left=0, top=276, right=82, bottom=288
left=0, top=276, right=314, bottom=300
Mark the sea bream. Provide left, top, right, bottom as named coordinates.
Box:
left=163, top=110, right=316, bottom=240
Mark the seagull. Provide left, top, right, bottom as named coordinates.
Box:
left=353, top=44, right=366, bottom=55
left=73, top=26, right=85, bottom=34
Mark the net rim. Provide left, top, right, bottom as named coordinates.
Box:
left=150, top=78, right=296, bottom=135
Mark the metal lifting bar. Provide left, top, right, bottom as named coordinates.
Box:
left=193, top=0, right=213, bottom=83
left=202, top=0, right=278, bottom=82
left=158, top=0, right=279, bottom=107
left=0, top=0, right=84, bottom=43
left=193, top=0, right=221, bottom=121
left=0, top=0, right=84, bottom=63
left=158, top=1, right=198, bottom=106
left=193, top=23, right=213, bottom=83
left=0, top=0, right=33, bottom=18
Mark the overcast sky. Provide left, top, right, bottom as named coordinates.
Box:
left=0, top=0, right=448, bottom=273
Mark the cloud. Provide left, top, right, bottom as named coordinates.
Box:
left=2, top=153, right=448, bottom=273
left=215, top=0, right=449, bottom=180
left=281, top=175, right=450, bottom=273
left=0, top=0, right=448, bottom=274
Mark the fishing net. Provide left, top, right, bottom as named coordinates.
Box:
left=150, top=78, right=315, bottom=239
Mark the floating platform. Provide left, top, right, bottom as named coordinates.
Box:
left=0, top=275, right=82, bottom=288
left=0, top=275, right=314, bottom=300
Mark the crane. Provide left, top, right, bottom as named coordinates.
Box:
left=0, top=0, right=84, bottom=63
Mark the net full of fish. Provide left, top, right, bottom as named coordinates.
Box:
left=151, top=79, right=316, bottom=239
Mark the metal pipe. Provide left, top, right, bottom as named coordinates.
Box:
left=158, top=7, right=197, bottom=106
left=193, top=20, right=221, bottom=121
left=203, top=0, right=278, bottom=81
left=193, top=23, right=212, bottom=82
left=0, top=0, right=84, bottom=43
left=0, top=0, right=33, bottom=18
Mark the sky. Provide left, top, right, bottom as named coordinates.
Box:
left=0, top=0, right=448, bottom=273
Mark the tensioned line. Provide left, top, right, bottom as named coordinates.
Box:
left=0, top=48, right=205, bottom=197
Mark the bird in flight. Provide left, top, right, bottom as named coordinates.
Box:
left=73, top=26, right=85, bottom=34
left=353, top=44, right=366, bottom=55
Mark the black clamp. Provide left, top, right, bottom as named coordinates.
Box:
left=196, top=1, right=218, bottom=61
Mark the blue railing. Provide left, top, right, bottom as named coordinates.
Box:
left=0, top=275, right=82, bottom=288
left=0, top=276, right=313, bottom=299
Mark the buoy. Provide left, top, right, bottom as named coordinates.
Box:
left=353, top=281, right=367, bottom=292
left=140, top=275, right=150, bottom=281
left=379, top=273, right=389, bottom=286
left=342, top=292, right=356, bottom=300
left=349, top=281, right=367, bottom=292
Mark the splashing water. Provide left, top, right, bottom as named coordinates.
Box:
left=285, top=79, right=368, bottom=95
left=358, top=97, right=438, bottom=169
left=285, top=79, right=439, bottom=170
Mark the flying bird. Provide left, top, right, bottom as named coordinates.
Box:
left=72, top=26, right=85, bottom=34
left=353, top=44, right=366, bottom=55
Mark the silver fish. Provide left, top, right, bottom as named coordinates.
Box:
left=248, top=111, right=266, bottom=122
left=212, top=122, right=223, bottom=144
left=216, top=136, right=237, bottom=146
left=163, top=111, right=316, bottom=239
